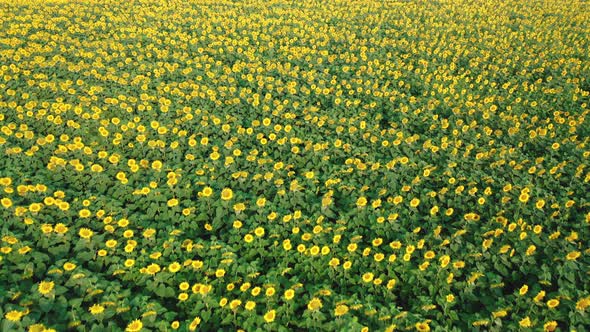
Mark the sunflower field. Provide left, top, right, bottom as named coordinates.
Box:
left=0, top=0, right=589, bottom=331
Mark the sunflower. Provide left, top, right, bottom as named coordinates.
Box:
left=79, top=209, right=91, bottom=218
left=201, top=187, right=213, bottom=197
left=492, top=310, right=508, bottom=318
left=390, top=241, right=402, bottom=249
left=415, top=322, right=430, bottom=331
left=546, top=299, right=559, bottom=309
left=519, top=316, right=532, bottom=327
left=63, top=262, right=77, bottom=271
left=89, top=304, right=105, bottom=315
left=263, top=310, right=276, bottom=323
left=151, top=160, right=163, bottom=170
left=518, top=192, right=530, bottom=203
left=265, top=287, right=276, bottom=296
left=256, top=197, right=266, bottom=207
left=566, top=251, right=581, bottom=260
left=309, top=246, right=320, bottom=256
left=362, top=272, right=374, bottom=283
left=125, top=319, right=143, bottom=332
left=284, top=289, right=295, bottom=300
left=424, top=251, right=436, bottom=259
left=245, top=301, right=256, bottom=310
left=79, top=228, right=94, bottom=239
left=38, top=280, right=55, bottom=295
left=4, top=310, right=23, bottom=322
left=384, top=279, right=395, bottom=289
left=221, top=188, right=233, bottom=200
left=254, top=227, right=265, bottom=237
left=534, top=290, right=546, bottom=302
left=525, top=245, right=536, bottom=256
left=145, top=263, right=161, bottom=275
left=29, top=203, right=42, bottom=213
left=219, top=298, right=228, bottom=307
left=356, top=196, right=367, bottom=207
left=233, top=202, right=246, bottom=213
left=307, top=297, right=323, bottom=311
left=168, top=262, right=181, bottom=273
left=282, top=239, right=292, bottom=250
left=188, top=317, right=201, bottom=331
left=54, top=223, right=68, bottom=234
left=0, top=197, right=12, bottom=209
left=210, top=151, right=220, bottom=161
left=334, top=304, right=349, bottom=316
left=18, top=246, right=31, bottom=254
left=229, top=299, right=242, bottom=310
left=543, top=321, right=558, bottom=332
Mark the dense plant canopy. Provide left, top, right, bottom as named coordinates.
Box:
left=0, top=0, right=589, bottom=331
